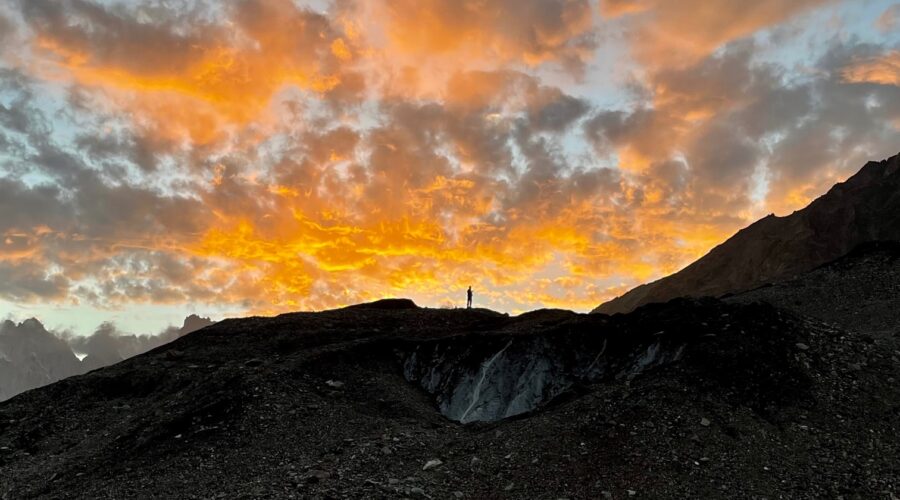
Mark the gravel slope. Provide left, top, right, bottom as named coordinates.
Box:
left=1, top=293, right=898, bottom=499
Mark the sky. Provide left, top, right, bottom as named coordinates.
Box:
left=0, top=0, right=898, bottom=337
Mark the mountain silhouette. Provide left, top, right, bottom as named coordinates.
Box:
left=594, top=153, right=900, bottom=314
left=0, top=319, right=83, bottom=401
left=0, top=315, right=214, bottom=401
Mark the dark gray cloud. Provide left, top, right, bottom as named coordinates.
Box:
left=74, top=129, right=162, bottom=172
left=0, top=71, right=211, bottom=305
left=0, top=261, right=69, bottom=302
left=19, top=0, right=217, bottom=78
left=0, top=12, right=14, bottom=45
left=765, top=42, right=900, bottom=198
left=526, top=87, right=591, bottom=132
left=0, top=69, right=50, bottom=138
left=583, top=107, right=675, bottom=160
left=0, top=178, right=68, bottom=234
left=685, top=121, right=760, bottom=189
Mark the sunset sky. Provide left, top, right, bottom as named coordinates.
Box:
left=0, top=0, right=898, bottom=336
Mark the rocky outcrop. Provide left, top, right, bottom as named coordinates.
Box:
left=181, top=314, right=215, bottom=335
left=594, top=153, right=900, bottom=314
left=344, top=298, right=420, bottom=310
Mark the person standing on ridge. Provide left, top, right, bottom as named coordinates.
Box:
left=466, top=286, right=473, bottom=309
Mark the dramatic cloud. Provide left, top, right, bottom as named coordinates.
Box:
left=0, top=0, right=897, bottom=330
left=19, top=0, right=355, bottom=144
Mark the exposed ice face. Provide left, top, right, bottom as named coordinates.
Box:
left=453, top=340, right=513, bottom=423
left=402, top=332, right=690, bottom=423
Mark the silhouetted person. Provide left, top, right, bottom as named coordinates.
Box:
left=466, top=286, right=473, bottom=309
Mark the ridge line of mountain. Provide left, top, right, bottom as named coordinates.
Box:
left=593, top=152, right=900, bottom=314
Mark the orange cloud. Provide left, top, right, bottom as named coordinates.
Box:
left=340, top=0, right=597, bottom=100
left=23, top=0, right=353, bottom=144
left=372, top=0, right=594, bottom=67
left=602, top=0, right=829, bottom=67
left=841, top=50, right=900, bottom=87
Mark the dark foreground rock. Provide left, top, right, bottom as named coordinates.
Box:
left=730, top=241, right=900, bottom=336
left=1, top=295, right=899, bottom=499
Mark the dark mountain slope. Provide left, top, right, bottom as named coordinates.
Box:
left=1, top=297, right=898, bottom=498
left=594, top=153, right=900, bottom=314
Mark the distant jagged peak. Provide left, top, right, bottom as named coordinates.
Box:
left=1, top=317, right=55, bottom=339
left=0, top=316, right=80, bottom=370
left=181, top=314, right=214, bottom=335
left=20, top=317, right=45, bottom=329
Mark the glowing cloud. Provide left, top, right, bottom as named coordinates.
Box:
left=0, top=0, right=897, bottom=332
left=841, top=50, right=900, bottom=87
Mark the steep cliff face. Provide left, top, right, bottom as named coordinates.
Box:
left=594, top=153, right=900, bottom=314
left=402, top=330, right=684, bottom=423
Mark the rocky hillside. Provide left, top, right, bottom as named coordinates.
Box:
left=1, top=296, right=898, bottom=498
left=729, top=241, right=900, bottom=336
left=594, top=153, right=900, bottom=314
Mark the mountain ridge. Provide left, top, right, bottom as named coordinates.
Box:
left=593, top=153, right=900, bottom=314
